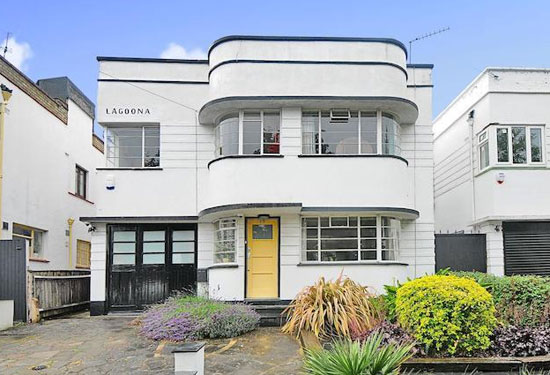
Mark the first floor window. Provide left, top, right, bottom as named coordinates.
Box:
left=214, top=111, right=280, bottom=157
left=13, top=224, right=45, bottom=259
left=497, top=125, right=544, bottom=165
left=301, top=216, right=399, bottom=262
left=301, top=110, right=401, bottom=156
left=76, top=239, right=91, bottom=268
left=214, top=218, right=237, bottom=263
left=105, top=125, right=160, bottom=168
left=75, top=165, right=87, bottom=199
left=478, top=131, right=489, bottom=170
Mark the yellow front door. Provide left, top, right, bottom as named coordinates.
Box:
left=246, top=218, right=278, bottom=299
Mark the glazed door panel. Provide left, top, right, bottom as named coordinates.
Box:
left=246, top=218, right=279, bottom=299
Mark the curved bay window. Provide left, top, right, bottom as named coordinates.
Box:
left=214, top=111, right=281, bottom=157
left=301, top=110, right=401, bottom=156
left=301, top=216, right=400, bottom=262
left=214, top=218, right=237, bottom=264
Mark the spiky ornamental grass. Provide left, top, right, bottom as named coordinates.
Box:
left=140, top=295, right=260, bottom=341
left=303, top=333, right=414, bottom=375
left=282, top=275, right=382, bottom=340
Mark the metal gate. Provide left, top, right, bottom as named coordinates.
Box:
left=0, top=239, right=27, bottom=321
left=504, top=221, right=550, bottom=276
left=435, top=234, right=487, bottom=272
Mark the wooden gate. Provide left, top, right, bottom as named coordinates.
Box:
left=0, top=239, right=27, bottom=321
left=435, top=234, right=487, bottom=272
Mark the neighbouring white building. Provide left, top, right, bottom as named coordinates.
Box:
left=0, top=55, right=104, bottom=271
left=85, top=35, right=435, bottom=315
left=434, top=68, right=550, bottom=276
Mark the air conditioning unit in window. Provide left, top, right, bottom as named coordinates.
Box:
left=330, top=109, right=351, bottom=123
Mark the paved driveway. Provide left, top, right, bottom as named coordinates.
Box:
left=0, top=313, right=302, bottom=374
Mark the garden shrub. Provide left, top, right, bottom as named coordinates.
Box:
left=140, top=295, right=260, bottom=341
left=282, top=275, right=381, bottom=340
left=453, top=271, right=550, bottom=327
left=351, top=321, right=425, bottom=357
left=303, top=333, right=413, bottom=375
left=396, top=274, right=497, bottom=355
left=488, top=325, right=550, bottom=357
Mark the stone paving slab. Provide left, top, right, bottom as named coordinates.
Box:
left=0, top=313, right=303, bottom=375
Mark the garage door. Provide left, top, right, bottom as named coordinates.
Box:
left=504, top=221, right=550, bottom=276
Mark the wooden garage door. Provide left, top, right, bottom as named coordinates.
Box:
left=504, top=221, right=550, bottom=276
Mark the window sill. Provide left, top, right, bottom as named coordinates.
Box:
left=76, top=265, right=91, bottom=269
left=208, top=154, right=283, bottom=169
left=207, top=263, right=239, bottom=270
left=297, top=261, right=408, bottom=266
left=29, top=257, right=50, bottom=263
left=298, top=154, right=408, bottom=165
left=96, top=167, right=163, bottom=171
left=68, top=192, right=94, bottom=204
left=475, top=164, right=548, bottom=177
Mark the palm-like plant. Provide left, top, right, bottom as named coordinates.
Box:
left=282, top=274, right=381, bottom=339
left=303, top=333, right=413, bottom=375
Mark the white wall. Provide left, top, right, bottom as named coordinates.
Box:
left=0, top=73, right=101, bottom=270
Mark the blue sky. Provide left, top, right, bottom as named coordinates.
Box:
left=3, top=0, right=550, bottom=124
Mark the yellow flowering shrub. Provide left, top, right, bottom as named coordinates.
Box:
left=396, top=275, right=497, bottom=355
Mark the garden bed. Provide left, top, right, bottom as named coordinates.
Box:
left=403, top=355, right=550, bottom=372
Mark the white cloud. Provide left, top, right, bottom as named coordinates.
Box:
left=1, top=36, right=33, bottom=72
left=160, top=43, right=207, bottom=59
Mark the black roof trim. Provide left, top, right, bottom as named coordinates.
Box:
left=407, top=63, right=434, bottom=69
left=98, top=78, right=209, bottom=85
left=208, top=154, right=284, bottom=169
left=96, top=56, right=209, bottom=64
left=297, top=154, right=408, bottom=166
left=80, top=216, right=198, bottom=223
left=209, top=35, right=408, bottom=58
left=199, top=203, right=302, bottom=217
left=209, top=59, right=408, bottom=79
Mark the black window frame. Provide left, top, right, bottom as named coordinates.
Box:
left=75, top=164, right=87, bottom=199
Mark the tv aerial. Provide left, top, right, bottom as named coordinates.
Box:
left=408, top=27, right=450, bottom=64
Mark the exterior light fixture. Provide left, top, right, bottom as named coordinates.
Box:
left=1, top=84, right=13, bottom=104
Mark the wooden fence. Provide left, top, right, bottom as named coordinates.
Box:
left=29, top=270, right=90, bottom=319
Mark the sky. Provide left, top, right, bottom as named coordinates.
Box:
left=3, top=0, right=550, bottom=128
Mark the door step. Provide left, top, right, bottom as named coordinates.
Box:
left=246, top=300, right=291, bottom=327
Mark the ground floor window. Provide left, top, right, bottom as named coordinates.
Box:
left=13, top=223, right=45, bottom=259
left=301, top=216, right=399, bottom=262
left=76, top=239, right=91, bottom=268
left=214, top=218, right=237, bottom=264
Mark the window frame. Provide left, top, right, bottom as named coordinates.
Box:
left=301, top=110, right=401, bottom=156
left=214, top=110, right=281, bottom=157
left=301, top=215, right=400, bottom=263
left=213, top=218, right=238, bottom=264
left=75, top=164, right=88, bottom=199
left=478, top=130, right=490, bottom=171
left=13, top=223, right=46, bottom=259
left=104, top=125, right=161, bottom=168
left=495, top=125, right=545, bottom=166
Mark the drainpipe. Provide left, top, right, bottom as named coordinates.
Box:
left=0, top=84, right=13, bottom=237
left=67, top=218, right=75, bottom=268
left=467, top=110, right=477, bottom=229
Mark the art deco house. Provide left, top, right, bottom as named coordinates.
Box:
left=434, top=68, right=550, bottom=276
left=85, top=35, right=434, bottom=315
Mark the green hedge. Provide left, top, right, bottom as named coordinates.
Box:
left=396, top=275, right=497, bottom=355
left=452, top=272, right=550, bottom=327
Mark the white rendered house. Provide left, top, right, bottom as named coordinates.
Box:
left=434, top=68, right=550, bottom=276
left=0, top=56, right=103, bottom=270
left=86, top=35, right=435, bottom=315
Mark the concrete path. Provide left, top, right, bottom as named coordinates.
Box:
left=0, top=313, right=302, bottom=374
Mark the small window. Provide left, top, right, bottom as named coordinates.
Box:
left=530, top=127, right=543, bottom=163
left=143, top=230, right=165, bottom=265
left=112, top=230, right=136, bottom=265
left=75, top=165, right=87, bottom=199
left=214, top=218, right=237, bottom=264
left=511, top=127, right=527, bottom=164
left=105, top=125, right=160, bottom=168
left=13, top=224, right=45, bottom=259
left=478, top=131, right=489, bottom=170
left=496, top=125, right=544, bottom=165
left=76, top=240, right=91, bottom=268
left=497, top=128, right=510, bottom=163
left=252, top=224, right=273, bottom=239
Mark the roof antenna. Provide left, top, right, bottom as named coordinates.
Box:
left=408, top=27, right=450, bottom=64
left=3, top=32, right=11, bottom=58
